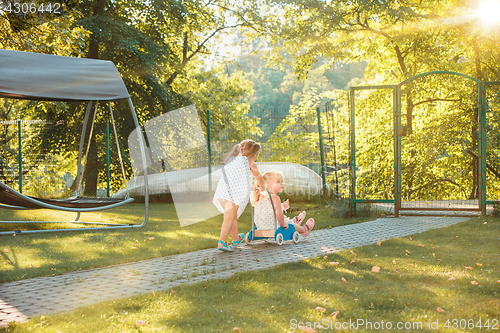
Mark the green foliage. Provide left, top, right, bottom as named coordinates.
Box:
left=264, top=88, right=322, bottom=163
left=328, top=197, right=351, bottom=218
left=492, top=205, right=500, bottom=217
left=0, top=3, right=89, bottom=56
left=227, top=45, right=366, bottom=143
left=256, top=0, right=500, bottom=201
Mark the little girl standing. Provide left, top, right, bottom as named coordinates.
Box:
left=213, top=139, right=265, bottom=251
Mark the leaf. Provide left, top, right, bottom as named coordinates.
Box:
left=302, top=328, right=317, bottom=333
left=350, top=260, right=356, bottom=264
left=329, top=262, right=339, bottom=266
left=392, top=260, right=397, bottom=265
left=437, top=307, right=446, bottom=313
left=409, top=236, right=412, bottom=240
left=323, top=255, right=328, bottom=259
left=3, top=248, right=9, bottom=253
left=471, top=281, right=479, bottom=285
left=464, top=266, right=473, bottom=270
left=376, top=241, right=382, bottom=246
left=476, top=263, right=483, bottom=267
left=406, top=250, right=411, bottom=255
left=331, top=311, right=339, bottom=319
left=120, top=248, right=125, bottom=251
left=350, top=250, right=357, bottom=256
left=448, top=277, right=456, bottom=281
left=433, top=253, right=436, bottom=257
left=233, top=328, right=241, bottom=332
left=135, top=320, right=147, bottom=326
left=316, top=306, right=326, bottom=313
left=148, top=237, right=155, bottom=240
left=418, top=244, right=425, bottom=247
left=372, top=266, right=380, bottom=273
left=341, top=277, right=347, bottom=282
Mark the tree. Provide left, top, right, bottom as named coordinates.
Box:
left=174, top=64, right=262, bottom=163
left=226, top=36, right=366, bottom=143
left=0, top=2, right=88, bottom=55
left=1, top=0, right=266, bottom=196
left=257, top=0, right=500, bottom=201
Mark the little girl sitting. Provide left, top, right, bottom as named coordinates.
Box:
left=250, top=170, right=315, bottom=236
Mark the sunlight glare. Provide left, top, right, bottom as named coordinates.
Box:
left=477, top=0, right=500, bottom=25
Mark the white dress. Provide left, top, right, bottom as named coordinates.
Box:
left=251, top=192, right=293, bottom=230
left=212, top=156, right=252, bottom=218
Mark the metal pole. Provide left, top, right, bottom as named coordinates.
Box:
left=330, top=101, right=339, bottom=195
left=106, top=119, right=110, bottom=197
left=207, top=109, right=212, bottom=192
left=394, top=86, right=402, bottom=217
left=478, top=82, right=487, bottom=215
left=127, top=98, right=149, bottom=226
left=109, top=103, right=127, bottom=190
left=18, top=119, right=22, bottom=193
left=316, top=106, right=326, bottom=195
left=349, top=88, right=356, bottom=215
left=76, top=102, right=94, bottom=196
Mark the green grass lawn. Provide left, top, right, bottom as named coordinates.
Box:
left=0, top=202, right=374, bottom=283
left=2, top=216, right=498, bottom=333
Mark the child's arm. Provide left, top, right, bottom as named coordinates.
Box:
left=271, top=194, right=287, bottom=229
left=248, top=160, right=265, bottom=190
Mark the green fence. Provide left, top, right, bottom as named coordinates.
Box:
left=1, top=99, right=355, bottom=202
left=348, top=71, right=500, bottom=216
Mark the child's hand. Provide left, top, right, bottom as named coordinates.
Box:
left=283, top=223, right=288, bottom=230
left=282, top=199, right=290, bottom=211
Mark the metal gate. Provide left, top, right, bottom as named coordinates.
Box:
left=350, top=71, right=500, bottom=217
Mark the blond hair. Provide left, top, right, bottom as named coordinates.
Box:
left=250, top=170, right=283, bottom=206
left=224, top=139, right=261, bottom=163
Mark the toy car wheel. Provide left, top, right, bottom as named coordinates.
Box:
left=276, top=233, right=284, bottom=246
left=293, top=231, right=300, bottom=244
left=244, top=232, right=251, bottom=244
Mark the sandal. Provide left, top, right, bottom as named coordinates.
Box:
left=293, top=211, right=306, bottom=225
left=231, top=233, right=245, bottom=248
left=301, top=218, right=315, bottom=237
left=217, top=240, right=233, bottom=252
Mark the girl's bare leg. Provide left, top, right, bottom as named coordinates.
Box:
left=294, top=225, right=306, bottom=233
left=230, top=215, right=239, bottom=242
left=295, top=218, right=315, bottom=236
left=219, top=201, right=239, bottom=243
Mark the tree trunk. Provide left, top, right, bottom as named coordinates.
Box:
left=83, top=133, right=99, bottom=196
left=80, top=0, right=107, bottom=196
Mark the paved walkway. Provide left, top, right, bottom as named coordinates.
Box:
left=0, top=216, right=470, bottom=327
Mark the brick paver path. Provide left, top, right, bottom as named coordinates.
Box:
left=0, top=216, right=469, bottom=327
